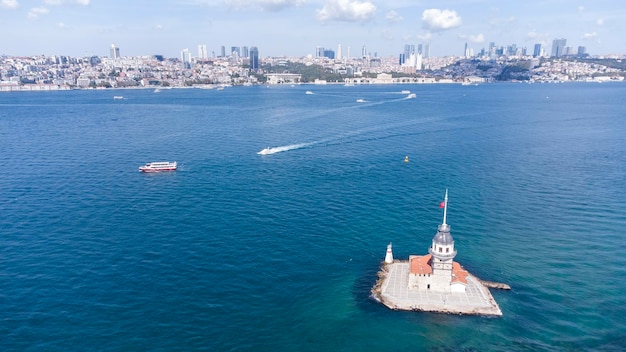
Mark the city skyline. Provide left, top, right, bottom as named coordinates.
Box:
left=1, top=0, right=625, bottom=58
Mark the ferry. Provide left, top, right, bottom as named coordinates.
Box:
left=138, top=161, right=177, bottom=172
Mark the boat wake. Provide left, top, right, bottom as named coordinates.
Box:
left=257, top=143, right=310, bottom=155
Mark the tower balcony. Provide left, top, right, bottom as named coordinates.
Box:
left=429, top=248, right=457, bottom=260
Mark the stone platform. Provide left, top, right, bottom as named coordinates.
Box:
left=371, top=261, right=502, bottom=316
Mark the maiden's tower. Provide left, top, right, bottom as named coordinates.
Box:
left=371, top=190, right=505, bottom=316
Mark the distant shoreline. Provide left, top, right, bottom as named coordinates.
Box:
left=1, top=78, right=624, bottom=93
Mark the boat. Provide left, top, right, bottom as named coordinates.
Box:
left=138, top=161, right=177, bottom=172
left=356, top=98, right=366, bottom=103
left=407, top=93, right=416, bottom=99
left=113, top=96, right=124, bottom=100
left=257, top=147, right=272, bottom=155
left=401, top=90, right=411, bottom=94
left=305, top=91, right=313, bottom=95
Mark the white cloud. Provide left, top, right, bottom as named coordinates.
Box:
left=582, top=32, right=598, bottom=40
left=596, top=18, right=604, bottom=25
left=422, top=8, right=461, bottom=32
left=222, top=0, right=304, bottom=11
left=43, top=0, right=90, bottom=5
left=1, top=0, right=19, bottom=9
left=385, top=10, right=403, bottom=23
left=417, top=32, right=432, bottom=41
left=527, top=30, right=550, bottom=44
left=258, top=0, right=304, bottom=11
left=28, top=7, right=49, bottom=20
left=317, top=0, right=376, bottom=23
left=458, top=33, right=485, bottom=44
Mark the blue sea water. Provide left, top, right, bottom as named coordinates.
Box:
left=1, top=83, right=626, bottom=351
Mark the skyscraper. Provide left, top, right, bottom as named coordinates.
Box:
left=220, top=46, right=226, bottom=57
left=110, top=44, right=120, bottom=59
left=249, top=47, right=259, bottom=71
left=180, top=48, right=192, bottom=69
left=198, top=44, right=208, bottom=60
left=551, top=38, right=567, bottom=58
left=242, top=46, right=249, bottom=58
left=533, top=44, right=542, bottom=57
left=337, top=44, right=342, bottom=60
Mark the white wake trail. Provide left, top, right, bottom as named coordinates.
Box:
left=257, top=143, right=311, bottom=155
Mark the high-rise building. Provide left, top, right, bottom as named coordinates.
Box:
left=110, top=44, right=120, bottom=59
left=577, top=46, right=587, bottom=57
left=180, top=48, right=192, bottom=69
left=198, top=44, right=208, bottom=60
left=231, top=46, right=240, bottom=57
left=323, top=50, right=335, bottom=59
left=361, top=45, right=367, bottom=58
left=423, top=44, right=430, bottom=59
left=220, top=46, right=226, bottom=57
left=337, top=44, right=342, bottom=60
left=249, top=46, right=259, bottom=71
left=242, top=46, right=249, bottom=58
left=404, top=44, right=415, bottom=59
left=551, top=38, right=567, bottom=57
left=533, top=43, right=542, bottom=57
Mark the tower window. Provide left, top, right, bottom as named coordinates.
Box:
left=438, top=247, right=442, bottom=253
left=446, top=248, right=449, bottom=253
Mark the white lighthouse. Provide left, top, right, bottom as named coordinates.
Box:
left=384, top=243, right=393, bottom=264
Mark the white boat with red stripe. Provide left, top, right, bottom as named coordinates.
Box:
left=139, top=161, right=177, bottom=172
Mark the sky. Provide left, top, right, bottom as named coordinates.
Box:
left=1, top=0, right=625, bottom=58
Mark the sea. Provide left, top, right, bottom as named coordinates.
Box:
left=1, top=82, right=625, bottom=352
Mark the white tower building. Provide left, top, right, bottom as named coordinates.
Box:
left=384, top=243, right=393, bottom=264
left=407, top=189, right=467, bottom=293
left=428, top=189, right=457, bottom=280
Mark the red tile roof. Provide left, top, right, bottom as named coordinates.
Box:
left=410, top=254, right=433, bottom=275
left=451, top=262, right=468, bottom=284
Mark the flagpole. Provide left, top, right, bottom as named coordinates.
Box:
left=442, top=188, right=448, bottom=227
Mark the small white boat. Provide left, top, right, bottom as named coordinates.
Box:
left=356, top=98, right=366, bottom=103
left=113, top=96, right=124, bottom=100
left=139, top=161, right=177, bottom=172
left=407, top=93, right=416, bottom=99
left=401, top=90, right=410, bottom=94
left=257, top=147, right=272, bottom=155
left=305, top=91, right=313, bottom=95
